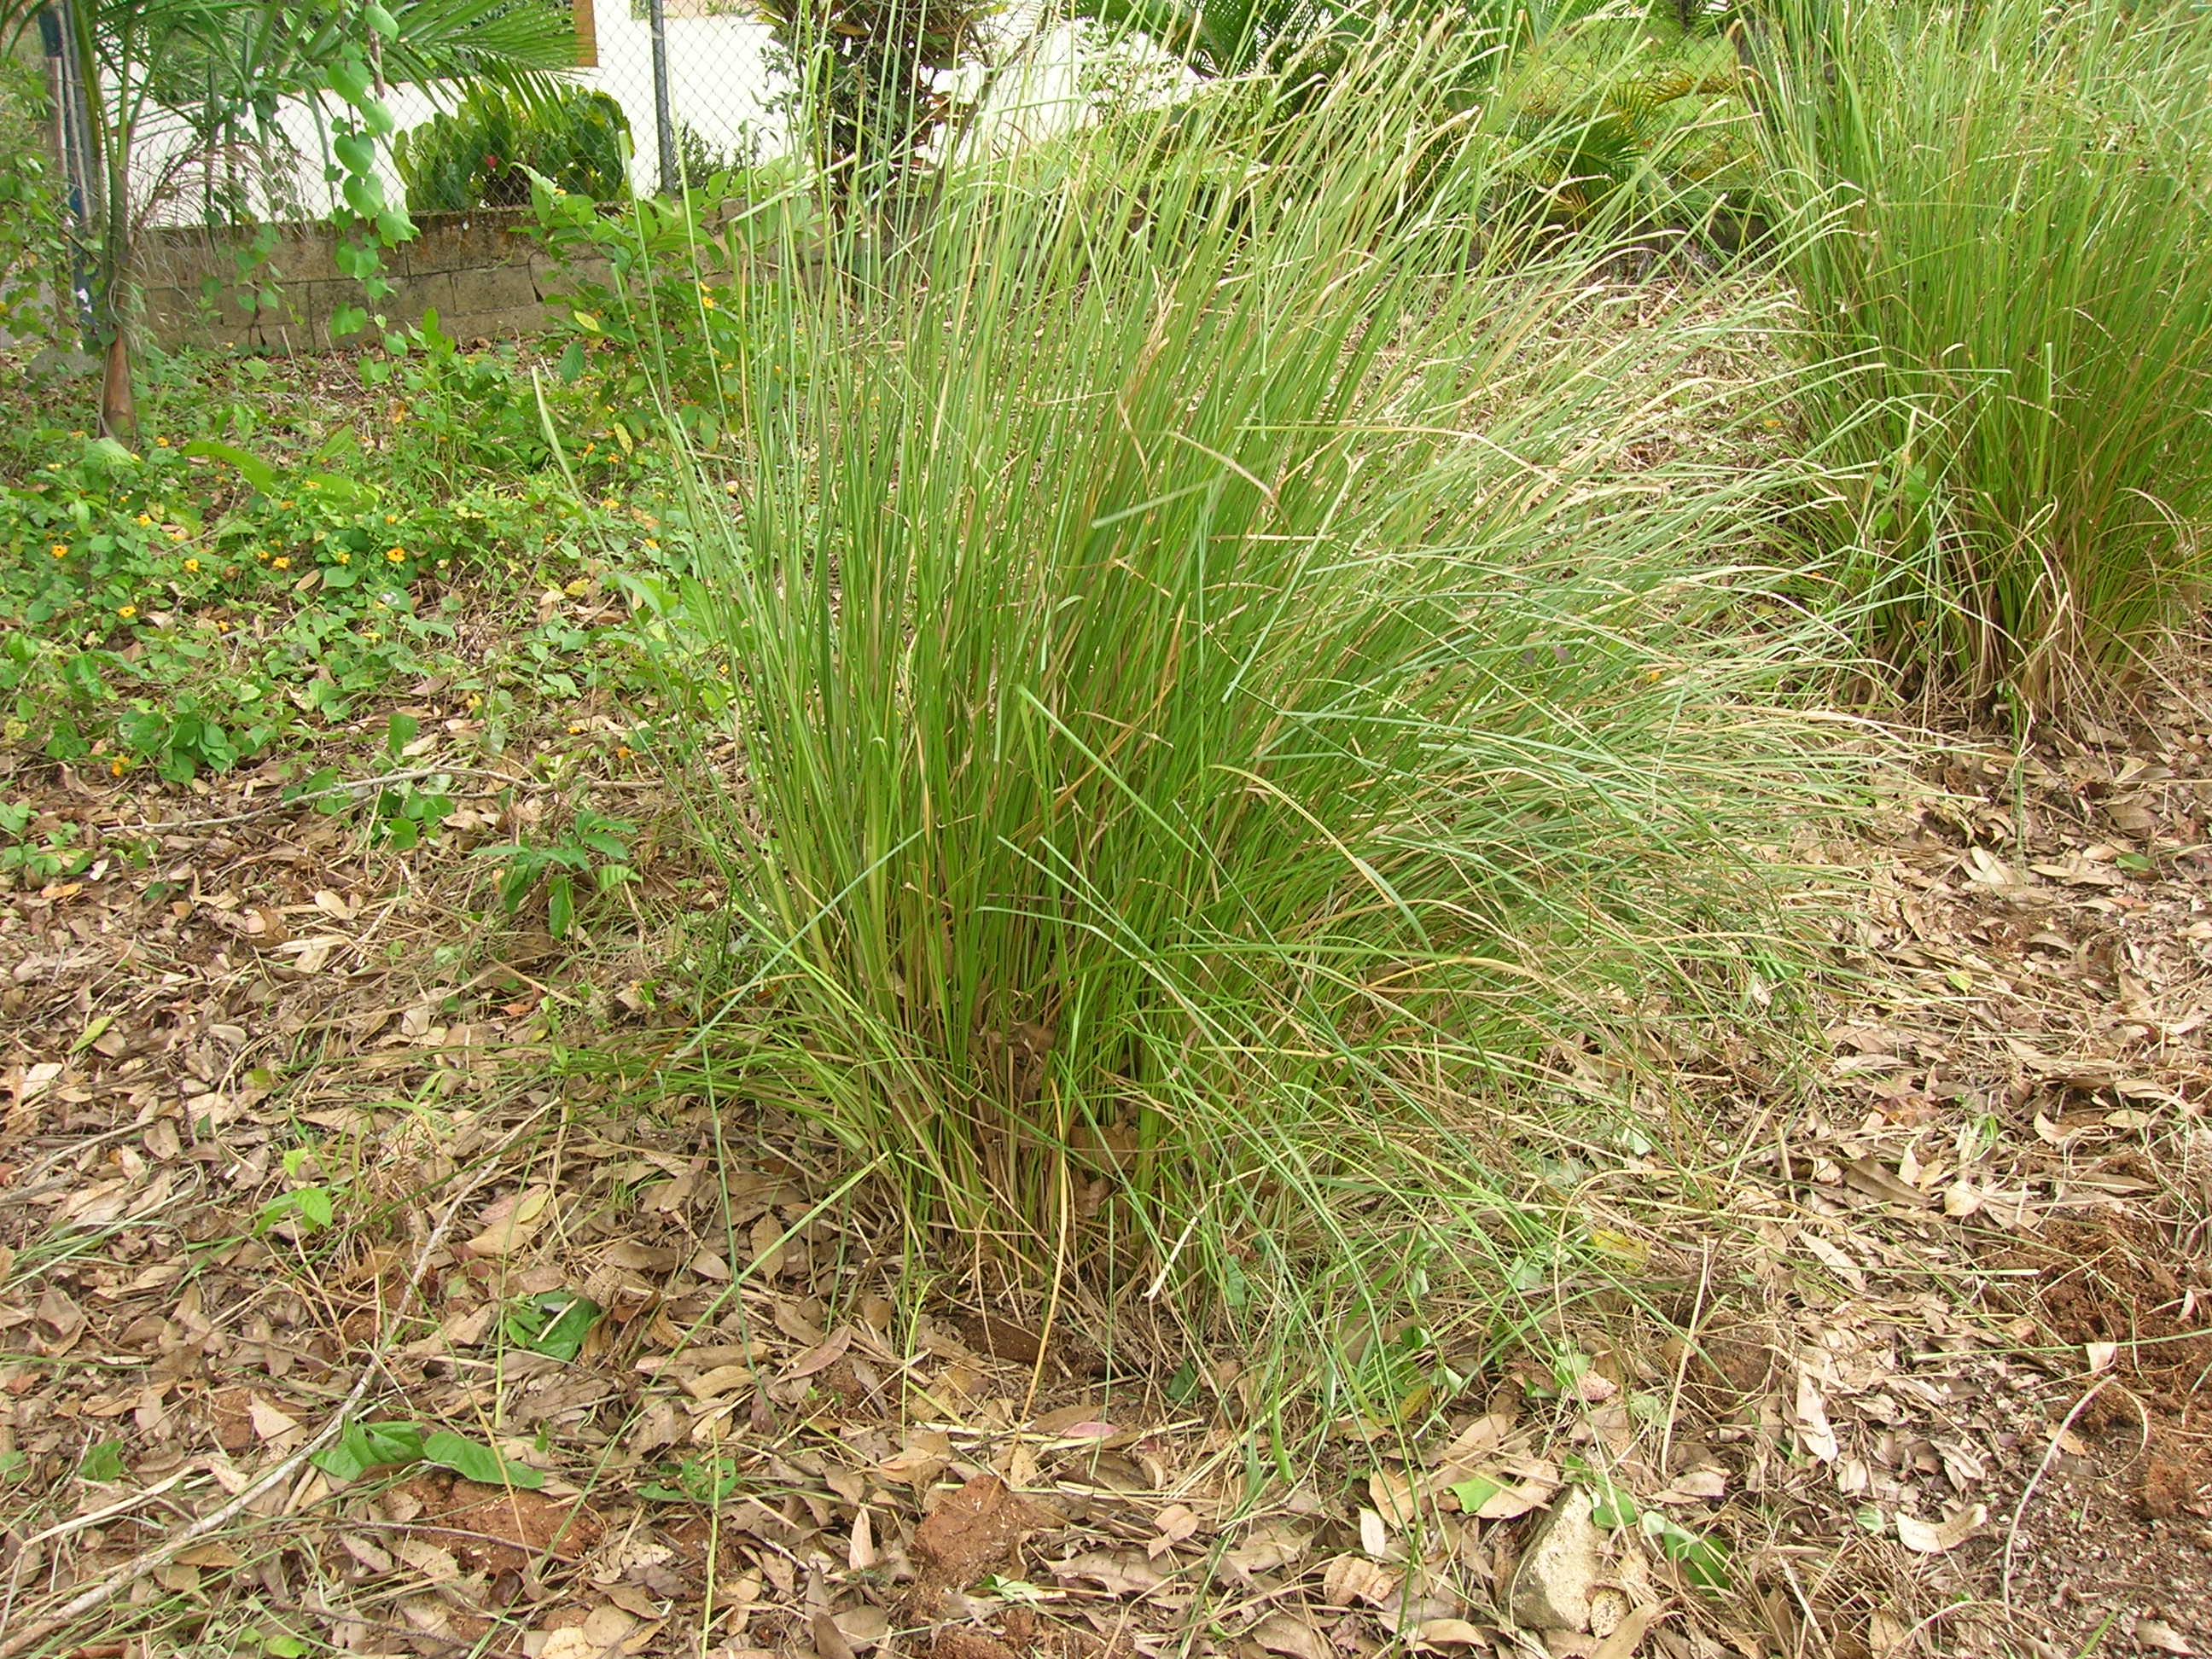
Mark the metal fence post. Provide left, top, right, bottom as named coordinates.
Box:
left=648, top=0, right=678, bottom=192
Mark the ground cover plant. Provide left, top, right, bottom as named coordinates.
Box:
left=0, top=313, right=716, bottom=788
left=3, top=0, right=2212, bottom=1655
left=1756, top=0, right=2212, bottom=718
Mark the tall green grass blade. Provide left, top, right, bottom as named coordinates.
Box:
left=619, top=30, right=1860, bottom=1423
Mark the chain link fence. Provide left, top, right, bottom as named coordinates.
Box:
left=569, top=0, right=785, bottom=194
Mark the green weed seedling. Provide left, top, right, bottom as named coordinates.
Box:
left=0, top=803, right=93, bottom=883
left=639, top=1453, right=747, bottom=1505
left=482, top=807, right=637, bottom=938
left=311, top=1419, right=545, bottom=1488
left=257, top=1146, right=344, bottom=1237
left=502, top=1289, right=602, bottom=1361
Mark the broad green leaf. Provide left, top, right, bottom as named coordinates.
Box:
left=505, top=1291, right=602, bottom=1361
left=342, top=173, right=386, bottom=220
left=181, top=439, right=280, bottom=495
left=1447, top=1475, right=1503, bottom=1513
left=546, top=873, right=574, bottom=938
left=421, top=1429, right=544, bottom=1488
left=294, top=1186, right=335, bottom=1231
left=328, top=61, right=373, bottom=107
left=335, top=133, right=379, bottom=176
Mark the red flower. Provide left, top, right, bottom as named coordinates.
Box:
left=484, top=153, right=502, bottom=169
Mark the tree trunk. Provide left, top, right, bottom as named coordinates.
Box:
left=100, top=325, right=136, bottom=443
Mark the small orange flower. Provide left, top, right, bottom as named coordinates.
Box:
left=154, top=436, right=170, bottom=447
left=386, top=548, right=405, bottom=564
left=48, top=544, right=66, bottom=559
left=183, top=558, right=200, bottom=573
left=117, top=603, right=137, bottom=619
left=335, top=551, right=351, bottom=565
left=272, top=556, right=291, bottom=570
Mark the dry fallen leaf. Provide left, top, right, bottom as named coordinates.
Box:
left=1793, top=1371, right=1840, bottom=1463
left=1225, top=1519, right=1309, bottom=1578
left=1251, top=1612, right=1331, bottom=1659
left=1593, top=1604, right=1663, bottom=1659
left=1895, top=1504, right=1985, bottom=1554
left=1322, top=1552, right=1400, bottom=1608
left=1408, top=1618, right=1488, bottom=1650
left=247, top=1396, right=302, bottom=1445
left=2133, top=1615, right=2195, bottom=1656
left=1867, top=1610, right=1912, bottom=1658
left=463, top=1185, right=553, bottom=1256
left=1057, top=1549, right=1167, bottom=1597
left=1147, top=1501, right=1202, bottom=1558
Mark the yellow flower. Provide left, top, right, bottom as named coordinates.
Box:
left=48, top=544, right=66, bottom=559
left=108, top=758, right=127, bottom=777
left=384, top=514, right=398, bottom=525
left=466, top=693, right=482, bottom=711
left=281, top=499, right=294, bottom=509
left=254, top=549, right=270, bottom=561
left=335, top=551, right=351, bottom=565
left=117, top=603, right=137, bottom=619
left=183, top=558, right=200, bottom=573
left=643, top=538, right=660, bottom=550
left=386, top=548, right=405, bottom=564
left=135, top=514, right=152, bottom=527
left=167, top=528, right=187, bottom=542
left=154, top=436, right=170, bottom=447
left=272, top=556, right=291, bottom=570
left=69, top=430, right=85, bottom=439
left=564, top=578, right=589, bottom=597
left=567, top=723, right=584, bottom=735
left=600, top=498, right=620, bottom=510
left=700, top=294, right=717, bottom=311
left=304, top=480, right=319, bottom=491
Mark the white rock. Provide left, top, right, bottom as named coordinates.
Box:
left=1508, top=1486, right=1604, bottom=1632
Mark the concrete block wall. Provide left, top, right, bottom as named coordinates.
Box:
left=135, top=209, right=614, bottom=352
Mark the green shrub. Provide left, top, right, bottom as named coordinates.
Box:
left=393, top=84, right=631, bottom=212
left=637, top=33, right=1854, bottom=1402
left=1757, top=0, right=2212, bottom=716
left=527, top=166, right=819, bottom=451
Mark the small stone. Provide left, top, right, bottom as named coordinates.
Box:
left=1508, top=1486, right=1604, bottom=1632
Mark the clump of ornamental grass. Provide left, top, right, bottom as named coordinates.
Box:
left=1755, top=0, right=2212, bottom=719
left=637, top=32, right=1857, bottom=1413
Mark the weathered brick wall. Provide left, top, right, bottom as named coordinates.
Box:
left=135, top=209, right=613, bottom=352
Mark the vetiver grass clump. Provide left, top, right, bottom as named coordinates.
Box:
left=656, top=34, right=1854, bottom=1399
left=1758, top=0, right=2212, bottom=717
